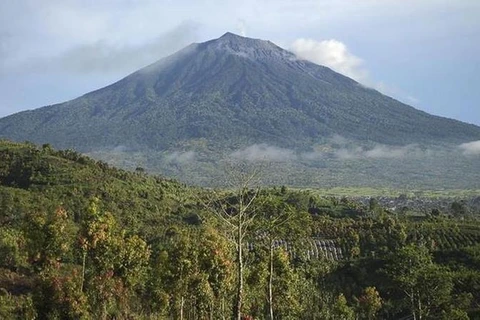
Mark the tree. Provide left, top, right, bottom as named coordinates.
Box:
left=23, top=207, right=86, bottom=319
left=196, top=227, right=235, bottom=319
left=256, top=193, right=310, bottom=319
left=23, top=207, right=75, bottom=270
left=270, top=248, right=302, bottom=318
left=369, top=198, right=382, bottom=215
left=332, top=294, right=355, bottom=320
left=203, top=161, right=261, bottom=320
left=356, top=286, right=382, bottom=320
left=159, top=228, right=197, bottom=320
left=451, top=201, right=467, bottom=217
left=386, top=244, right=453, bottom=320
left=149, top=226, right=234, bottom=319
left=431, top=208, right=441, bottom=217
left=0, top=227, right=27, bottom=270
left=79, top=198, right=150, bottom=319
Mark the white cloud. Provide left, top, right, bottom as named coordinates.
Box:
left=459, top=140, right=480, bottom=155
left=231, top=144, right=297, bottom=162
left=165, top=151, right=196, bottom=164
left=334, top=147, right=364, bottom=160
left=4, top=23, right=198, bottom=76
left=365, top=145, right=417, bottom=159
left=290, top=38, right=422, bottom=106
left=335, top=144, right=422, bottom=160
left=237, top=19, right=247, bottom=37
left=301, top=151, right=324, bottom=161
left=290, top=38, right=368, bottom=82
left=229, top=142, right=425, bottom=163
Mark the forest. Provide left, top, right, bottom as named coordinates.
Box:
left=1, top=139, right=480, bottom=319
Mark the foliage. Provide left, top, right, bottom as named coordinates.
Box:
left=356, top=286, right=382, bottom=320
left=0, top=140, right=480, bottom=319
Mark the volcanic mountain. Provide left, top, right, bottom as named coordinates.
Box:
left=1, top=32, right=479, bottom=188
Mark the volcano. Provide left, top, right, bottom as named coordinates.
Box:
left=1, top=32, right=479, bottom=188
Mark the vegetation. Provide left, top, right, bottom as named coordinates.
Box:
left=1, top=139, right=480, bottom=319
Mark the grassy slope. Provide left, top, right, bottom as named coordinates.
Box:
left=1, top=138, right=479, bottom=254
left=0, top=139, right=199, bottom=239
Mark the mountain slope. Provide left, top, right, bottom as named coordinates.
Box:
left=1, top=33, right=479, bottom=188
left=0, top=139, right=194, bottom=235
left=1, top=32, right=479, bottom=151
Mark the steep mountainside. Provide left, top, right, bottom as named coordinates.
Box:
left=1, top=33, right=479, bottom=188
left=1, top=32, right=479, bottom=151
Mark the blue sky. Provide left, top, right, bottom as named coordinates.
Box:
left=1, top=0, right=479, bottom=125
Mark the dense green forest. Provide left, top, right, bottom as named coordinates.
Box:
left=1, top=139, right=480, bottom=319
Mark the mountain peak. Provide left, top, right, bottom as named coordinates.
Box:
left=205, top=32, right=295, bottom=61
left=219, top=32, right=244, bottom=39
left=213, top=32, right=261, bottom=46
left=2, top=33, right=480, bottom=188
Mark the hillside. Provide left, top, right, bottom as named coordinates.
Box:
left=1, top=140, right=480, bottom=319
left=0, top=139, right=196, bottom=237
left=1, top=33, right=479, bottom=188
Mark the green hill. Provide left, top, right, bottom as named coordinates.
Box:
left=1, top=140, right=480, bottom=319
left=0, top=139, right=197, bottom=237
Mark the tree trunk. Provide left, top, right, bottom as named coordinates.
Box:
left=418, top=296, right=422, bottom=320
left=80, top=249, right=86, bottom=293
left=221, top=297, right=225, bottom=320
left=180, top=295, right=184, bottom=320
left=236, top=223, right=243, bottom=320
left=410, top=291, right=417, bottom=320
left=268, top=239, right=274, bottom=320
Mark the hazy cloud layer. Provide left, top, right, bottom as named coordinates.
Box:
left=231, top=144, right=297, bottom=162
left=300, top=151, right=326, bottom=161
left=9, top=23, right=199, bottom=76
left=334, top=144, right=422, bottom=160
left=459, top=141, right=480, bottom=155
left=291, top=38, right=368, bottom=82
left=299, top=136, right=426, bottom=161
left=165, top=151, right=196, bottom=164
left=231, top=142, right=427, bottom=162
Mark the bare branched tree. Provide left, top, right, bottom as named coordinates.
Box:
left=201, top=160, right=263, bottom=320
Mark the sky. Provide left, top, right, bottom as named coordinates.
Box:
left=1, top=0, right=479, bottom=125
